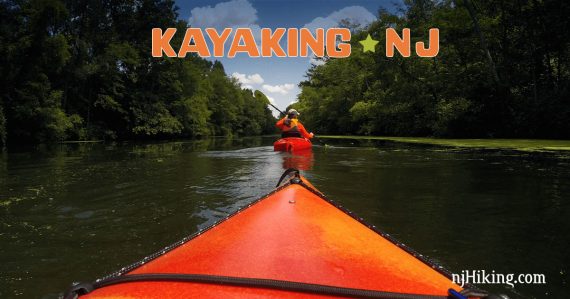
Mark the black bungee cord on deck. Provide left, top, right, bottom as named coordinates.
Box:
left=64, top=273, right=460, bottom=299
left=63, top=169, right=507, bottom=299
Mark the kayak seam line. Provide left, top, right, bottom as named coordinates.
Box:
left=64, top=169, right=484, bottom=298
left=293, top=180, right=482, bottom=292
left=92, top=177, right=296, bottom=283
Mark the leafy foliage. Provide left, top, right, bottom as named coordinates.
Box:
left=294, top=0, right=570, bottom=138
left=0, top=0, right=276, bottom=144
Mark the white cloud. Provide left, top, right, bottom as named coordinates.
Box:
left=232, top=72, right=264, bottom=85
left=303, top=6, right=376, bottom=32
left=189, top=0, right=257, bottom=29
left=242, top=84, right=254, bottom=90
left=262, top=83, right=296, bottom=95
left=188, top=0, right=263, bottom=46
left=267, top=96, right=275, bottom=104
left=309, top=56, right=327, bottom=66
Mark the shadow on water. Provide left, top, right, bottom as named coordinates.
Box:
left=0, top=136, right=568, bottom=298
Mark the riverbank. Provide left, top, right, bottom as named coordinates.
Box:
left=319, top=135, right=570, bottom=152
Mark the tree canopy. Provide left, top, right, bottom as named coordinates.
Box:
left=292, top=0, right=570, bottom=138
left=0, top=0, right=276, bottom=146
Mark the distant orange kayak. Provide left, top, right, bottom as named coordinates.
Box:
left=274, top=137, right=312, bottom=152
left=65, top=169, right=489, bottom=299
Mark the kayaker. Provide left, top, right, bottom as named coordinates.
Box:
left=276, top=109, right=314, bottom=139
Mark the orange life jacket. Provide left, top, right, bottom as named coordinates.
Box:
left=282, top=118, right=300, bottom=132
left=276, top=117, right=312, bottom=139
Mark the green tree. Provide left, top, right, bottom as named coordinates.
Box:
left=296, top=0, right=570, bottom=138
left=0, top=0, right=276, bottom=145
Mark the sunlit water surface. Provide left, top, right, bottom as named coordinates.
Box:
left=0, top=137, right=568, bottom=298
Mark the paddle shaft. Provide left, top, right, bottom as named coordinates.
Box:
left=268, top=103, right=285, bottom=116
left=267, top=103, right=324, bottom=145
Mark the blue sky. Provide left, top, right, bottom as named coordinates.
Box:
left=174, top=0, right=402, bottom=114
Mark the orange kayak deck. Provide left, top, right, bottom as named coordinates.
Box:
left=274, top=137, right=313, bottom=152
left=74, top=174, right=464, bottom=298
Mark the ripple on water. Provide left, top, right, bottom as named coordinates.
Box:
left=58, top=206, right=74, bottom=213
left=2, top=138, right=569, bottom=299
left=73, top=210, right=95, bottom=219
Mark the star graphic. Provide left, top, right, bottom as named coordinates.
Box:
left=359, top=34, right=379, bottom=53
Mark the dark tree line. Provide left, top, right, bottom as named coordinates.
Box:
left=293, top=0, right=570, bottom=138
left=0, top=0, right=276, bottom=146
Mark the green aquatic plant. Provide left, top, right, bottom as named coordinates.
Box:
left=319, top=135, right=570, bottom=152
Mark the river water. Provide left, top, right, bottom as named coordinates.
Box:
left=0, top=137, right=568, bottom=298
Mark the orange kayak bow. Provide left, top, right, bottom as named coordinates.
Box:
left=65, top=169, right=491, bottom=299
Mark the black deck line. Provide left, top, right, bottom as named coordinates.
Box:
left=71, top=169, right=482, bottom=295
left=292, top=177, right=482, bottom=292
left=92, top=177, right=297, bottom=282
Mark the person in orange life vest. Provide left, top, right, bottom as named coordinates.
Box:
left=276, top=109, right=314, bottom=139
